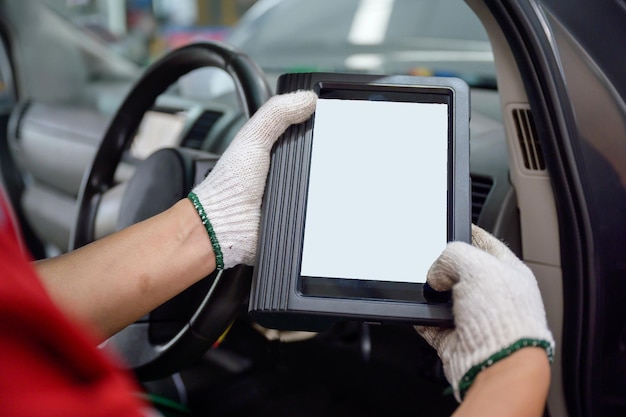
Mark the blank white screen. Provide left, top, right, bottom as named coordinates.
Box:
left=300, top=98, right=448, bottom=283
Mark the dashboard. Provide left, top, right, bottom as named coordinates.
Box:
left=9, top=83, right=519, bottom=260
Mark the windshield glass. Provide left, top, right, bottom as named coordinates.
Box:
left=42, top=0, right=496, bottom=89
left=229, top=0, right=495, bottom=87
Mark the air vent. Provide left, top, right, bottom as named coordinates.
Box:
left=180, top=110, right=222, bottom=150
left=512, top=108, right=545, bottom=171
left=471, top=175, right=493, bottom=224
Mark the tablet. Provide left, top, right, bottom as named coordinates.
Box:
left=249, top=72, right=470, bottom=331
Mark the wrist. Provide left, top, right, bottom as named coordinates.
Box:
left=187, top=189, right=259, bottom=269
left=188, top=192, right=224, bottom=270
left=454, top=347, right=551, bottom=417
left=171, top=199, right=218, bottom=274
left=473, top=346, right=551, bottom=385
left=456, top=338, right=554, bottom=400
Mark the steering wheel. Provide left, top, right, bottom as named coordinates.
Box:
left=71, top=41, right=272, bottom=381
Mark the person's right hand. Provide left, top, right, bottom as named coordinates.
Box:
left=415, top=225, right=554, bottom=401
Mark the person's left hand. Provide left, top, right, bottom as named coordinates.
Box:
left=188, top=91, right=317, bottom=270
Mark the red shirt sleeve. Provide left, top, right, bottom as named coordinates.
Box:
left=0, top=191, right=150, bottom=416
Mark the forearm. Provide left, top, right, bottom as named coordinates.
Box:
left=35, top=199, right=215, bottom=339
left=453, top=348, right=551, bottom=417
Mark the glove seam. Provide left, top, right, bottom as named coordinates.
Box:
left=188, top=191, right=225, bottom=270
left=457, top=338, right=554, bottom=400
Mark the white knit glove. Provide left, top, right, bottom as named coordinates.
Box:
left=188, top=91, right=317, bottom=269
left=415, top=225, right=554, bottom=401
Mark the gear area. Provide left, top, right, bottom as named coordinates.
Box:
left=141, top=317, right=459, bottom=417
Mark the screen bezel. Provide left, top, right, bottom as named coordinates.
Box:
left=297, top=81, right=455, bottom=305
left=250, top=72, right=470, bottom=330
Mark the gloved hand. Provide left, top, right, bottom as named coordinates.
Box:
left=415, top=225, right=554, bottom=401
left=188, top=91, right=317, bottom=270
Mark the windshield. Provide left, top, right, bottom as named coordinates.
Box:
left=229, top=0, right=495, bottom=87
left=42, top=0, right=496, bottom=89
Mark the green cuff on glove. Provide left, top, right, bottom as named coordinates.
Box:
left=457, top=338, right=554, bottom=400
left=188, top=191, right=224, bottom=270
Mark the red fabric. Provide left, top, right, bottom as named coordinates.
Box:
left=0, top=190, right=149, bottom=416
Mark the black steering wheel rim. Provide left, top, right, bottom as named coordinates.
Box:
left=70, top=41, right=272, bottom=380
left=72, top=41, right=271, bottom=249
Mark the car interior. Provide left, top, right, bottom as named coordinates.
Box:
left=0, top=0, right=625, bottom=416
